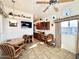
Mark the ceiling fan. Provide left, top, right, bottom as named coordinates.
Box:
left=36, top=0, right=73, bottom=12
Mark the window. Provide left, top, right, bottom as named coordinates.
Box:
left=61, top=20, right=77, bottom=35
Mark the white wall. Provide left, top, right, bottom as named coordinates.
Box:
left=0, top=15, right=2, bottom=34
left=0, top=15, right=3, bottom=42
left=0, top=7, right=33, bottom=42
left=2, top=18, right=33, bottom=41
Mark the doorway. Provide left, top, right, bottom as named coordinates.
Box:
left=61, top=20, right=77, bottom=53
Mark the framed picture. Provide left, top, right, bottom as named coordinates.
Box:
left=9, top=21, right=17, bottom=27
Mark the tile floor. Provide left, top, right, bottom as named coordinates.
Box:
left=0, top=40, right=75, bottom=59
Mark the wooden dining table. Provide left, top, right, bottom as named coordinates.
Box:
left=4, top=38, right=24, bottom=47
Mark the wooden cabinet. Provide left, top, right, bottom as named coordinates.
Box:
left=36, top=22, right=50, bottom=30
left=34, top=32, right=46, bottom=42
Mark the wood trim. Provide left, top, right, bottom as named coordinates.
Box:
left=54, top=15, right=79, bottom=23
left=59, top=0, right=74, bottom=3
left=76, top=20, right=79, bottom=54
left=55, top=23, right=61, bottom=48
left=36, top=2, right=49, bottom=4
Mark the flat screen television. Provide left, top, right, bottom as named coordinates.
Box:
left=21, top=21, right=32, bottom=28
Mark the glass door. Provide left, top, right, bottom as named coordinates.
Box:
left=61, top=20, right=77, bottom=53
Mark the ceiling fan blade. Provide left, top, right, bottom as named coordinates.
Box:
left=59, top=0, right=74, bottom=3
left=53, top=6, right=59, bottom=12
left=43, top=5, right=51, bottom=12
left=36, top=1, right=49, bottom=4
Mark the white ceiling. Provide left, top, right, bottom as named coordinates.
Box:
left=2, top=0, right=48, bottom=15
left=1, top=0, right=79, bottom=19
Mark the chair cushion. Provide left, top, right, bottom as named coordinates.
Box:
left=47, top=39, right=52, bottom=42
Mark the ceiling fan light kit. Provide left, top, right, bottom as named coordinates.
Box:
left=53, top=6, right=59, bottom=12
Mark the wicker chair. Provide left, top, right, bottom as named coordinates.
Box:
left=0, top=43, right=23, bottom=58
left=23, top=35, right=28, bottom=44
left=46, top=34, right=55, bottom=46
left=23, top=35, right=32, bottom=43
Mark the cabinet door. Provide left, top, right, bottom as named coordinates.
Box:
left=36, top=23, right=39, bottom=29
left=46, top=22, right=50, bottom=30
left=36, top=22, right=50, bottom=30
left=36, top=22, right=42, bottom=29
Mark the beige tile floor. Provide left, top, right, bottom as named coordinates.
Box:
left=0, top=40, right=75, bottom=59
